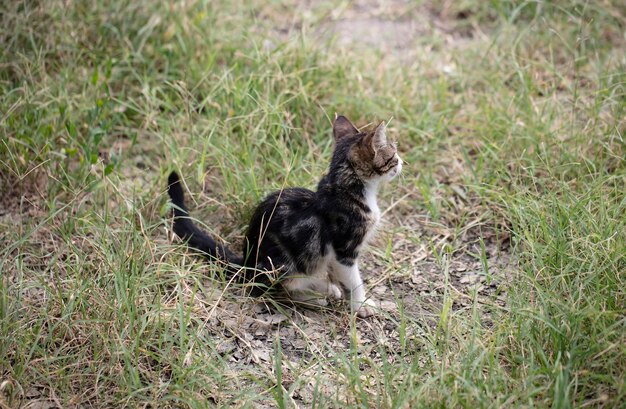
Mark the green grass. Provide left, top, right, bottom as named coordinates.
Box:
left=1, top=0, right=625, bottom=407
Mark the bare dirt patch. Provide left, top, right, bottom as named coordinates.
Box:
left=313, top=0, right=489, bottom=56
left=0, top=171, right=48, bottom=222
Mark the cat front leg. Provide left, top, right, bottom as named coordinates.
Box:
left=330, top=259, right=375, bottom=318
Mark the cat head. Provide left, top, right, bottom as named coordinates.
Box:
left=332, top=115, right=403, bottom=185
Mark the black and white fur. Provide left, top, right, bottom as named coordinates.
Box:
left=167, top=115, right=402, bottom=317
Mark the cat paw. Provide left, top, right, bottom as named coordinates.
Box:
left=328, top=283, right=343, bottom=300
left=355, top=299, right=376, bottom=318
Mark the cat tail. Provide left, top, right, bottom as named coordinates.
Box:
left=167, top=171, right=244, bottom=267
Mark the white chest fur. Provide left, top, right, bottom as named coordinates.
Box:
left=364, top=184, right=380, bottom=221
left=362, top=181, right=381, bottom=244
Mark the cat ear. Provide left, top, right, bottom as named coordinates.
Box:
left=371, top=121, right=387, bottom=151
left=333, top=115, right=359, bottom=140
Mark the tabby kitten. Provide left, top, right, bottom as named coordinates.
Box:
left=167, top=115, right=402, bottom=317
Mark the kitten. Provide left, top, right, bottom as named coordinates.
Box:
left=167, top=115, right=402, bottom=317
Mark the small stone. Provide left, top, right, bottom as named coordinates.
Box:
left=460, top=273, right=485, bottom=284
left=264, top=313, right=287, bottom=325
